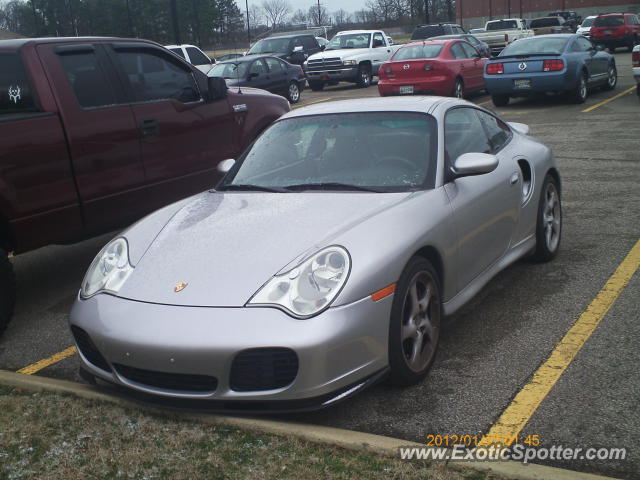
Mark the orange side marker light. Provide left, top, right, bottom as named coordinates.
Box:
left=371, top=283, right=396, bottom=302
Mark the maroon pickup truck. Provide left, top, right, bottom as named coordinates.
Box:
left=0, top=37, right=290, bottom=334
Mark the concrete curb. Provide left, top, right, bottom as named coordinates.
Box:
left=0, top=370, right=618, bottom=480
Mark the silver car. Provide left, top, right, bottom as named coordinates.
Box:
left=69, top=97, right=562, bottom=411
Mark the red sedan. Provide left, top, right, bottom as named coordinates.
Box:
left=378, top=39, right=487, bottom=98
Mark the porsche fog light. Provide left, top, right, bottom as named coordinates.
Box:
left=81, top=237, right=134, bottom=299
left=248, top=246, right=351, bottom=318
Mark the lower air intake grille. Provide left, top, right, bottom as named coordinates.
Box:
left=113, top=364, right=218, bottom=393
left=230, top=348, right=298, bottom=392
left=71, top=326, right=112, bottom=372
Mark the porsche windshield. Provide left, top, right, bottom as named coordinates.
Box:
left=220, top=113, right=437, bottom=192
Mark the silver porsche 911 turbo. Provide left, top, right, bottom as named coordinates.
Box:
left=69, top=96, right=562, bottom=411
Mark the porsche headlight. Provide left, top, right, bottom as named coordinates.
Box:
left=80, top=237, right=134, bottom=299
left=248, top=246, right=350, bottom=318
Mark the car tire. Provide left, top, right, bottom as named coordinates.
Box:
left=602, top=64, right=617, bottom=91
left=0, top=249, right=15, bottom=336
left=388, top=257, right=441, bottom=387
left=356, top=64, right=372, bottom=88
left=452, top=78, right=464, bottom=99
left=569, top=72, right=588, bottom=104
left=609, top=46, right=616, bottom=53
left=492, top=94, right=510, bottom=107
left=531, top=174, right=562, bottom=262
left=287, top=81, right=301, bottom=103
left=308, top=80, right=325, bottom=91
left=628, top=36, right=636, bottom=52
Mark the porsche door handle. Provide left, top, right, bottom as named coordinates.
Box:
left=510, top=173, right=519, bottom=185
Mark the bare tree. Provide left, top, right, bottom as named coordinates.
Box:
left=333, top=9, right=351, bottom=25
left=261, top=0, right=291, bottom=29
left=308, top=4, right=328, bottom=26
left=248, top=4, right=264, bottom=29
left=290, top=8, right=307, bottom=25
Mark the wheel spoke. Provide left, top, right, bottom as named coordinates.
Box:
left=402, top=322, right=418, bottom=341
left=418, top=284, right=431, bottom=312
left=417, top=313, right=434, bottom=341
left=409, top=332, right=424, bottom=365
left=409, top=283, right=419, bottom=318
left=545, top=224, right=552, bottom=246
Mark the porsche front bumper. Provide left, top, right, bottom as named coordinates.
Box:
left=69, top=292, right=393, bottom=410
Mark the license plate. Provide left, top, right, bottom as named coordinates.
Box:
left=604, top=29, right=613, bottom=35
left=514, top=79, right=532, bottom=89
left=399, top=86, right=414, bottom=94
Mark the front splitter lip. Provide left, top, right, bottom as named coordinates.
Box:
left=79, top=366, right=389, bottom=414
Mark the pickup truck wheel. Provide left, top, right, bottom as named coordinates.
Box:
left=569, top=72, right=588, bottom=104
left=492, top=94, right=510, bottom=107
left=308, top=80, right=325, bottom=91
left=628, top=36, right=638, bottom=52
left=287, top=82, right=301, bottom=103
left=356, top=64, right=372, bottom=88
left=0, top=249, right=16, bottom=336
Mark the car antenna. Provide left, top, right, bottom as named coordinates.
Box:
left=234, top=41, right=243, bottom=94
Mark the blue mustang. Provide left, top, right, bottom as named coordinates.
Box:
left=484, top=34, right=617, bottom=106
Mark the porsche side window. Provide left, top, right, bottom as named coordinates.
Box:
left=445, top=108, right=492, bottom=163
left=475, top=110, right=511, bottom=153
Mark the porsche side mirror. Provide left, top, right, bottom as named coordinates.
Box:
left=451, top=153, right=498, bottom=178
left=218, top=158, right=236, bottom=174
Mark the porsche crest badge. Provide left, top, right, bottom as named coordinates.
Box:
left=174, top=282, right=188, bottom=292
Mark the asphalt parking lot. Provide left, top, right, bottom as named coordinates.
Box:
left=1, top=52, right=638, bottom=479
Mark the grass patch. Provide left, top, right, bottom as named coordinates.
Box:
left=0, top=386, right=500, bottom=480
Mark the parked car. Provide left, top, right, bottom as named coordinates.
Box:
left=474, top=18, right=534, bottom=55
left=411, top=23, right=466, bottom=40
left=548, top=11, right=582, bottom=31
left=0, top=37, right=290, bottom=335
left=245, top=34, right=321, bottom=65
left=165, top=44, right=214, bottom=73
left=217, top=52, right=244, bottom=62
left=576, top=16, right=598, bottom=37
left=590, top=13, right=640, bottom=52
left=378, top=40, right=487, bottom=98
left=530, top=17, right=574, bottom=36
left=484, top=34, right=617, bottom=106
left=431, top=33, right=492, bottom=57
left=70, top=96, right=562, bottom=411
left=316, top=37, right=329, bottom=49
left=633, top=44, right=640, bottom=98
left=303, top=30, right=400, bottom=90
left=208, top=55, right=306, bottom=103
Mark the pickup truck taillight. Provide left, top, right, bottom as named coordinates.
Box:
left=486, top=63, right=504, bottom=75
left=633, top=51, right=640, bottom=67
left=543, top=59, right=564, bottom=72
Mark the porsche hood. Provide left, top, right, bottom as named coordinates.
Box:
left=116, top=191, right=411, bottom=307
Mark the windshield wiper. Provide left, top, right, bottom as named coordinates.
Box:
left=217, top=184, right=287, bottom=193
left=282, top=182, right=383, bottom=192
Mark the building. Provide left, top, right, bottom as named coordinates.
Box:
left=457, top=0, right=640, bottom=29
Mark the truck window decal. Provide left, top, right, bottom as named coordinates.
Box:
left=8, top=86, right=21, bottom=104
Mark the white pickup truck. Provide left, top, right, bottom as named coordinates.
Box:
left=474, top=19, right=534, bottom=55
left=303, top=30, right=400, bottom=90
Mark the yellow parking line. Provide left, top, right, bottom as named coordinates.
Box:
left=476, top=99, right=492, bottom=106
left=17, top=346, right=77, bottom=375
left=294, top=96, right=335, bottom=109
left=582, top=86, right=635, bottom=113
left=485, top=239, right=640, bottom=443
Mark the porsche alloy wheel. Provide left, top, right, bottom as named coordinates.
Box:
left=389, top=257, right=441, bottom=386
left=532, top=174, right=562, bottom=262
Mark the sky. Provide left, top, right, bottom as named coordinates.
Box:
left=236, top=0, right=369, bottom=16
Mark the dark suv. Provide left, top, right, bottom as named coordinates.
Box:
left=246, top=34, right=321, bottom=65
left=411, top=23, right=466, bottom=40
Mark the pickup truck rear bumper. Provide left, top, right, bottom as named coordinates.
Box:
left=305, top=67, right=358, bottom=82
